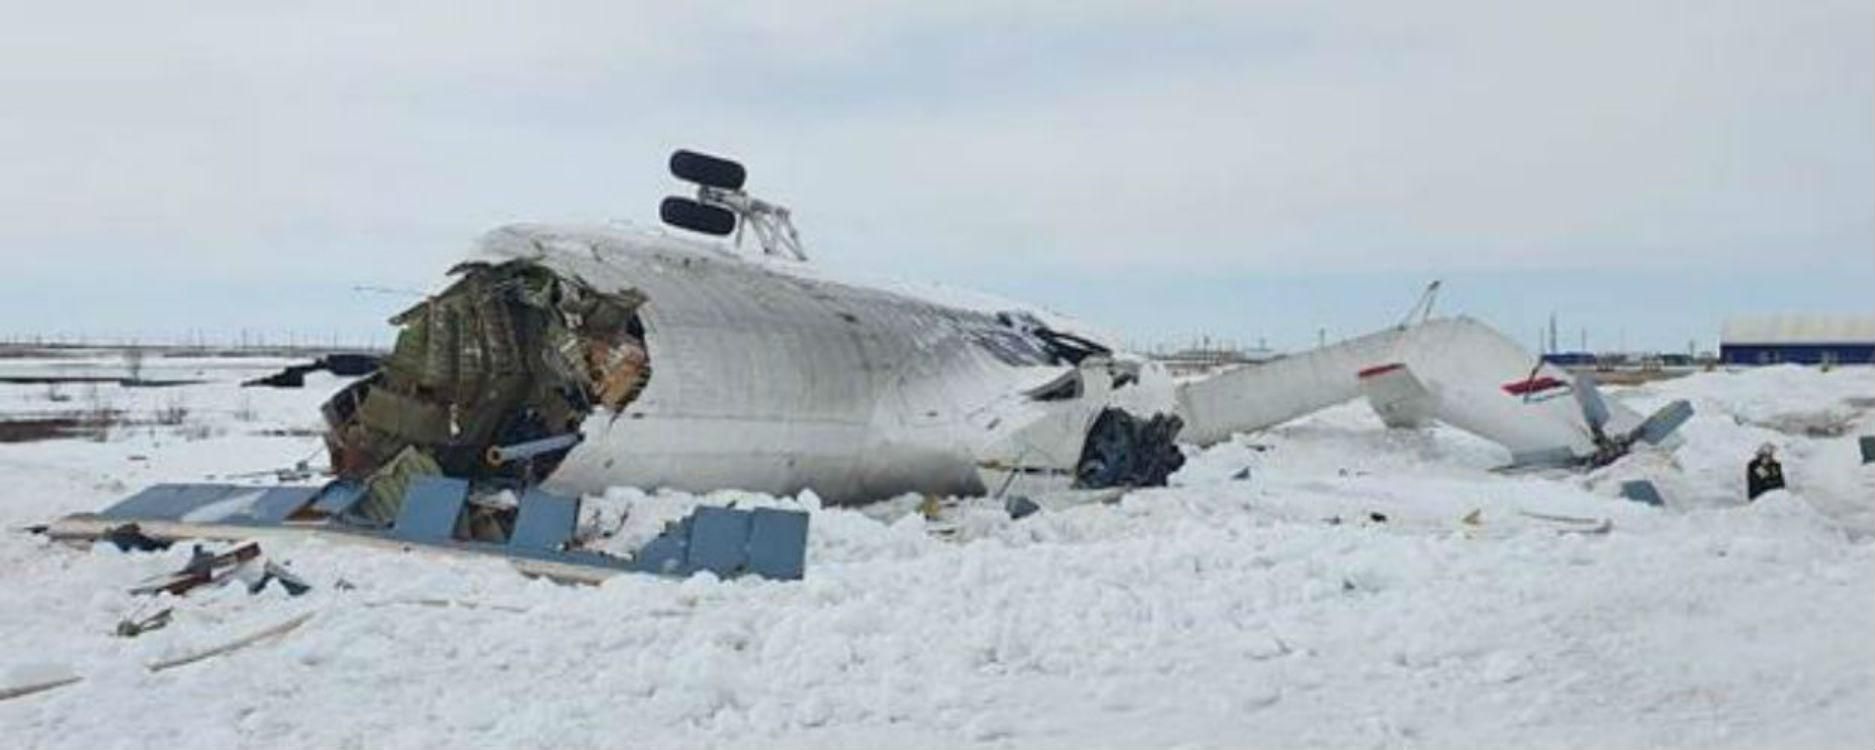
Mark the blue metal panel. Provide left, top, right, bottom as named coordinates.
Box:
left=1860, top=435, right=1874, bottom=465
left=241, top=487, right=321, bottom=524
left=89, top=481, right=810, bottom=581
left=1633, top=400, right=1695, bottom=445
left=630, top=520, right=692, bottom=576
left=393, top=476, right=469, bottom=543
left=101, top=484, right=250, bottom=521
left=686, top=506, right=753, bottom=577
left=1619, top=480, right=1664, bottom=506
left=310, top=480, right=366, bottom=515
left=746, top=508, right=809, bottom=580
left=1004, top=495, right=1041, bottom=520
left=509, top=489, right=580, bottom=551
left=99, top=483, right=315, bottom=524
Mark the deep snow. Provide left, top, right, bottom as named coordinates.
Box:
left=1, top=360, right=1870, bottom=749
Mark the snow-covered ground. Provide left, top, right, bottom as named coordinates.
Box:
left=1, top=360, right=1870, bottom=748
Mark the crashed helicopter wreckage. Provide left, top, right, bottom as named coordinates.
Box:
left=40, top=150, right=1188, bottom=582
left=43, top=149, right=1692, bottom=581
left=1176, top=313, right=1696, bottom=471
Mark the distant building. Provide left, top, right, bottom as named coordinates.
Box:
left=1720, top=315, right=1875, bottom=366
left=1540, top=351, right=1597, bottom=367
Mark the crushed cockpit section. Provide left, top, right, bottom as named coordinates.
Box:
left=321, top=260, right=651, bottom=526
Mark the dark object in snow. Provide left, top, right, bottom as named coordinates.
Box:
left=1620, top=479, right=1665, bottom=506
left=1368, top=512, right=1388, bottom=523
left=322, top=353, right=381, bottom=377
left=255, top=365, right=307, bottom=388
left=1073, top=408, right=1185, bottom=489
left=1230, top=466, right=1252, bottom=481
left=243, top=353, right=381, bottom=388
left=115, top=607, right=173, bottom=638
left=130, top=542, right=262, bottom=596
left=1858, top=435, right=1874, bottom=465
left=0, top=674, right=83, bottom=703
left=104, top=523, right=170, bottom=552
left=248, top=561, right=312, bottom=597
left=1746, top=448, right=1785, bottom=501
left=1004, top=495, right=1041, bottom=520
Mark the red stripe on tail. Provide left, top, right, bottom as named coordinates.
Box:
left=1502, top=376, right=1566, bottom=395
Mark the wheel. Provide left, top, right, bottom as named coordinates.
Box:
left=669, top=150, right=747, bottom=190
left=660, top=196, right=737, bottom=236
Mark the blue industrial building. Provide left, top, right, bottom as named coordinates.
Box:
left=1540, top=351, right=1598, bottom=367
left=1720, top=315, right=1875, bottom=366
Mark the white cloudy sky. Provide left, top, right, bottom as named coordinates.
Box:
left=1, top=1, right=1869, bottom=351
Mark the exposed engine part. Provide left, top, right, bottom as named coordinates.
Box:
left=1072, top=408, right=1186, bottom=489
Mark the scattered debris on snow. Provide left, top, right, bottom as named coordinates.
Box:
left=0, top=358, right=1869, bottom=748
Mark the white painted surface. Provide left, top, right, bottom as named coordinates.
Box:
left=1722, top=314, right=1875, bottom=345
left=1176, top=317, right=1650, bottom=463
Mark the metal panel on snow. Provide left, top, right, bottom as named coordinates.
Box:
left=393, top=476, right=469, bottom=543
left=310, top=480, right=366, bottom=516
left=1619, top=480, right=1664, bottom=506
left=746, top=508, right=809, bottom=580
left=100, top=483, right=318, bottom=525
left=686, top=506, right=753, bottom=576
left=509, top=489, right=579, bottom=551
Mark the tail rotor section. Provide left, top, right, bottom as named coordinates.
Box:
left=1570, top=373, right=1693, bottom=467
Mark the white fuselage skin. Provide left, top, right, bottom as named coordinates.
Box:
left=473, top=224, right=1170, bottom=505
left=455, top=223, right=1647, bottom=506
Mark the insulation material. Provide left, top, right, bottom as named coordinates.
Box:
left=322, top=260, right=648, bottom=482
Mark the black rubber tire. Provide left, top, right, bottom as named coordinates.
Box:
left=669, top=149, right=747, bottom=190
left=660, top=196, right=737, bottom=236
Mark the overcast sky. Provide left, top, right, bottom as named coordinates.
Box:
left=2, top=2, right=1869, bottom=352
